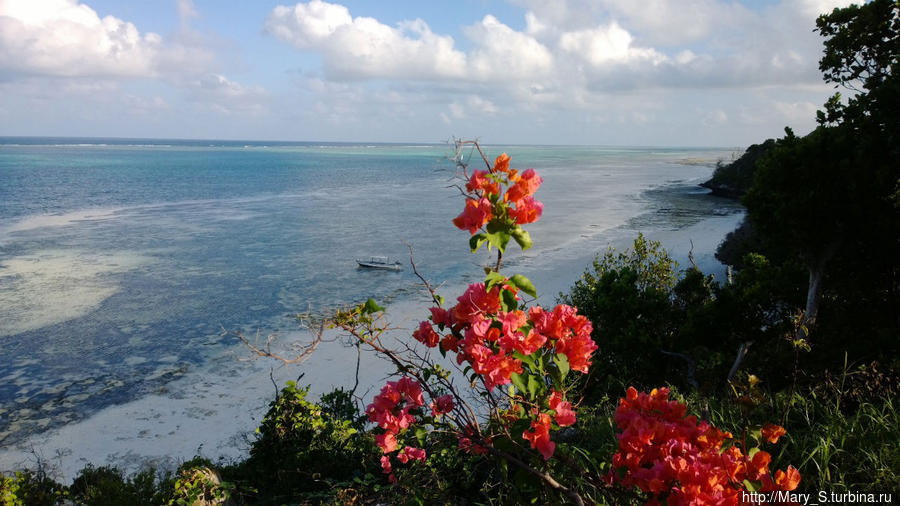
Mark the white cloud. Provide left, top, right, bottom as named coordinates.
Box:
left=0, top=0, right=162, bottom=78
left=267, top=3, right=555, bottom=82
left=796, top=0, right=857, bottom=18
left=176, top=0, right=198, bottom=27
left=446, top=95, right=499, bottom=120
left=558, top=22, right=665, bottom=66
left=265, top=0, right=352, bottom=49
left=266, top=1, right=467, bottom=80
left=465, top=15, right=553, bottom=79
left=773, top=100, right=819, bottom=123
left=181, top=73, right=269, bottom=116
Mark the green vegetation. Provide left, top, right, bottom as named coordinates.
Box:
left=701, top=139, right=776, bottom=198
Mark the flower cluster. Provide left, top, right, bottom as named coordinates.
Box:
left=366, top=377, right=431, bottom=483
left=453, top=153, right=544, bottom=235
left=417, top=289, right=597, bottom=393
left=611, top=387, right=801, bottom=505
left=412, top=285, right=595, bottom=459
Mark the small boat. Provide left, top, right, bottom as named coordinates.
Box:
left=356, top=256, right=403, bottom=270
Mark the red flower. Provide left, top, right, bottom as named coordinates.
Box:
left=375, top=432, right=397, bottom=453
left=523, top=413, right=555, bottom=460
left=610, top=387, right=801, bottom=503
left=430, top=394, right=455, bottom=417
left=549, top=390, right=576, bottom=427
left=774, top=466, right=801, bottom=491
left=761, top=423, right=787, bottom=444
left=466, top=169, right=499, bottom=196
left=404, top=446, right=427, bottom=462
left=452, top=197, right=493, bottom=235
left=493, top=153, right=510, bottom=173
left=748, top=450, right=771, bottom=480
left=440, top=333, right=459, bottom=353
left=451, top=283, right=502, bottom=324
left=429, top=306, right=452, bottom=327
left=518, top=329, right=547, bottom=355
left=483, top=353, right=522, bottom=390
left=510, top=196, right=544, bottom=225
left=505, top=168, right=542, bottom=204
left=412, top=321, right=441, bottom=348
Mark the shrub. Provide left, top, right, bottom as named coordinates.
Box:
left=238, top=383, right=377, bottom=503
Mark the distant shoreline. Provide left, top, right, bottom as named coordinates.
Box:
left=0, top=135, right=742, bottom=151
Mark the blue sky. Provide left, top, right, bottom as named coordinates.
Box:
left=0, top=0, right=857, bottom=146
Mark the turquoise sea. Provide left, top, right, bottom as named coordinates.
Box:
left=0, top=137, right=743, bottom=471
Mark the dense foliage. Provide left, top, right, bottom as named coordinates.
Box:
left=715, top=0, right=899, bottom=378
left=700, top=139, right=776, bottom=199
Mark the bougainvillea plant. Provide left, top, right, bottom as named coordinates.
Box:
left=328, top=141, right=597, bottom=504
left=609, top=387, right=800, bottom=505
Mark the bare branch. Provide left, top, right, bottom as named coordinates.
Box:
left=407, top=243, right=442, bottom=306
left=235, top=320, right=325, bottom=365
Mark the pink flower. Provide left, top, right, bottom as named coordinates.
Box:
left=429, top=306, right=452, bottom=327
left=376, top=432, right=397, bottom=453
left=518, top=330, right=547, bottom=355
left=413, top=320, right=441, bottom=348
left=510, top=196, right=543, bottom=225
left=549, top=390, right=576, bottom=427
left=505, top=169, right=542, bottom=204
left=451, top=284, right=502, bottom=324
left=452, top=197, right=493, bottom=235
left=523, top=413, right=556, bottom=460
left=466, top=170, right=499, bottom=196
left=395, top=446, right=426, bottom=464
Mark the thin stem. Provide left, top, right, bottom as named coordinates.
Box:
left=407, top=243, right=442, bottom=306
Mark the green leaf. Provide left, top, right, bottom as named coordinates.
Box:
left=469, top=233, right=488, bottom=253
left=553, top=353, right=570, bottom=382
left=509, top=274, right=537, bottom=298
left=511, top=227, right=533, bottom=251
left=501, top=289, right=518, bottom=312
left=485, top=271, right=506, bottom=290
left=743, top=479, right=761, bottom=492
left=510, top=372, right=527, bottom=394
left=515, top=351, right=535, bottom=369
left=526, top=374, right=541, bottom=399
left=485, top=230, right=511, bottom=252
left=362, top=298, right=384, bottom=314
left=749, top=428, right=762, bottom=445
left=415, top=427, right=428, bottom=447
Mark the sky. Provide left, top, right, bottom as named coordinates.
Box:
left=0, top=0, right=859, bottom=146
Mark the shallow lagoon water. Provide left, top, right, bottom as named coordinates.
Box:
left=0, top=139, right=743, bottom=475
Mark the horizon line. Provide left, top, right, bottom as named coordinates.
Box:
left=0, top=134, right=742, bottom=151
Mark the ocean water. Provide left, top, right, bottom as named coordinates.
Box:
left=0, top=137, right=743, bottom=468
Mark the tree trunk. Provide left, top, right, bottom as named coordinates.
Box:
left=801, top=239, right=841, bottom=337
left=804, top=264, right=824, bottom=329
